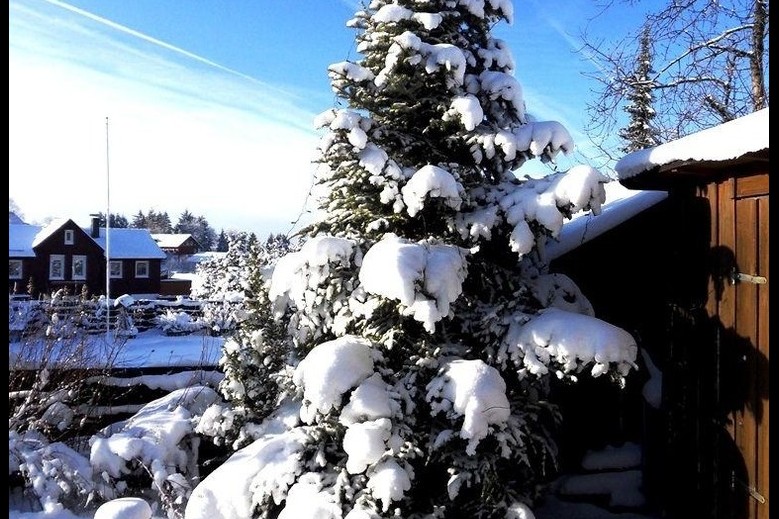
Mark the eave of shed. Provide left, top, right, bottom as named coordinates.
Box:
left=615, top=108, right=769, bottom=190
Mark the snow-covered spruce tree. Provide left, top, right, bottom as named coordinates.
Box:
left=618, top=26, right=660, bottom=153
left=192, top=232, right=256, bottom=302
left=189, top=2, right=638, bottom=518
left=204, top=234, right=296, bottom=448
left=190, top=254, right=221, bottom=302
left=193, top=232, right=263, bottom=335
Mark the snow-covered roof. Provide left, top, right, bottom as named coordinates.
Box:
left=615, top=107, right=769, bottom=182
left=8, top=224, right=41, bottom=257
left=545, top=183, right=668, bottom=261
left=8, top=220, right=165, bottom=259
left=189, top=251, right=225, bottom=263
left=10, top=219, right=74, bottom=256
left=151, top=233, right=198, bottom=248
left=170, top=272, right=199, bottom=281
left=92, top=228, right=167, bottom=260
left=30, top=218, right=70, bottom=248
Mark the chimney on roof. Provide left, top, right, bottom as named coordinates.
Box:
left=90, top=214, right=100, bottom=238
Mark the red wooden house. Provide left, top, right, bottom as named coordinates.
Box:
left=9, top=216, right=166, bottom=298
left=151, top=234, right=202, bottom=256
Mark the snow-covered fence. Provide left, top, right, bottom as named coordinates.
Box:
left=123, top=297, right=245, bottom=336
left=9, top=294, right=246, bottom=338
left=9, top=293, right=135, bottom=340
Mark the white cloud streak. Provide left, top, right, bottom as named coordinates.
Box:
left=541, top=15, right=610, bottom=76
left=41, top=0, right=272, bottom=86
left=9, top=0, right=323, bottom=237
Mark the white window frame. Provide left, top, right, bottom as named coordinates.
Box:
left=9, top=259, right=23, bottom=280
left=49, top=254, right=65, bottom=280
left=64, top=229, right=74, bottom=245
left=72, top=255, right=87, bottom=280
left=109, top=260, right=123, bottom=279
left=135, top=260, right=150, bottom=278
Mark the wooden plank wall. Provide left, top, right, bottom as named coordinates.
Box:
left=700, top=172, right=768, bottom=519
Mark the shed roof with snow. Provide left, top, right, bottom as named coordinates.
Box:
left=615, top=107, right=769, bottom=189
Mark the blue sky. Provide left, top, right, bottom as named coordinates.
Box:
left=9, top=0, right=643, bottom=238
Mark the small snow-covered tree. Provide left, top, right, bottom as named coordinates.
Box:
left=192, top=232, right=257, bottom=303
left=207, top=234, right=296, bottom=447
left=216, top=229, right=229, bottom=252
left=190, top=2, right=638, bottom=518
left=192, top=232, right=260, bottom=335
left=618, top=26, right=660, bottom=153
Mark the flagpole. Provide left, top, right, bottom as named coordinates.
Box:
left=105, top=116, right=111, bottom=341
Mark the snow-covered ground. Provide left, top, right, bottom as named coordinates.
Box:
left=109, top=329, right=223, bottom=369
left=9, top=509, right=95, bottom=519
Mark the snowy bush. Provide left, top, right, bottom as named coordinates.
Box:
left=200, top=300, right=247, bottom=336
left=8, top=294, right=134, bottom=516
left=90, top=386, right=221, bottom=519
left=112, top=295, right=139, bottom=339
left=9, top=380, right=229, bottom=518
left=156, top=309, right=206, bottom=336
left=9, top=430, right=97, bottom=514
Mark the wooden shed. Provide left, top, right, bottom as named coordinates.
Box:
left=614, top=107, right=769, bottom=519
left=540, top=108, right=767, bottom=518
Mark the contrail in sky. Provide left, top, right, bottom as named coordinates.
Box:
left=42, top=0, right=272, bottom=87
left=528, top=0, right=609, bottom=76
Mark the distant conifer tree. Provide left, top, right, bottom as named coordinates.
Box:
left=619, top=26, right=660, bottom=153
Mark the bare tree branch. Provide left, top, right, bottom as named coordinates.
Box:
left=580, top=0, right=769, bottom=160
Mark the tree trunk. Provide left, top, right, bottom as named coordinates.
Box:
left=750, top=0, right=768, bottom=110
